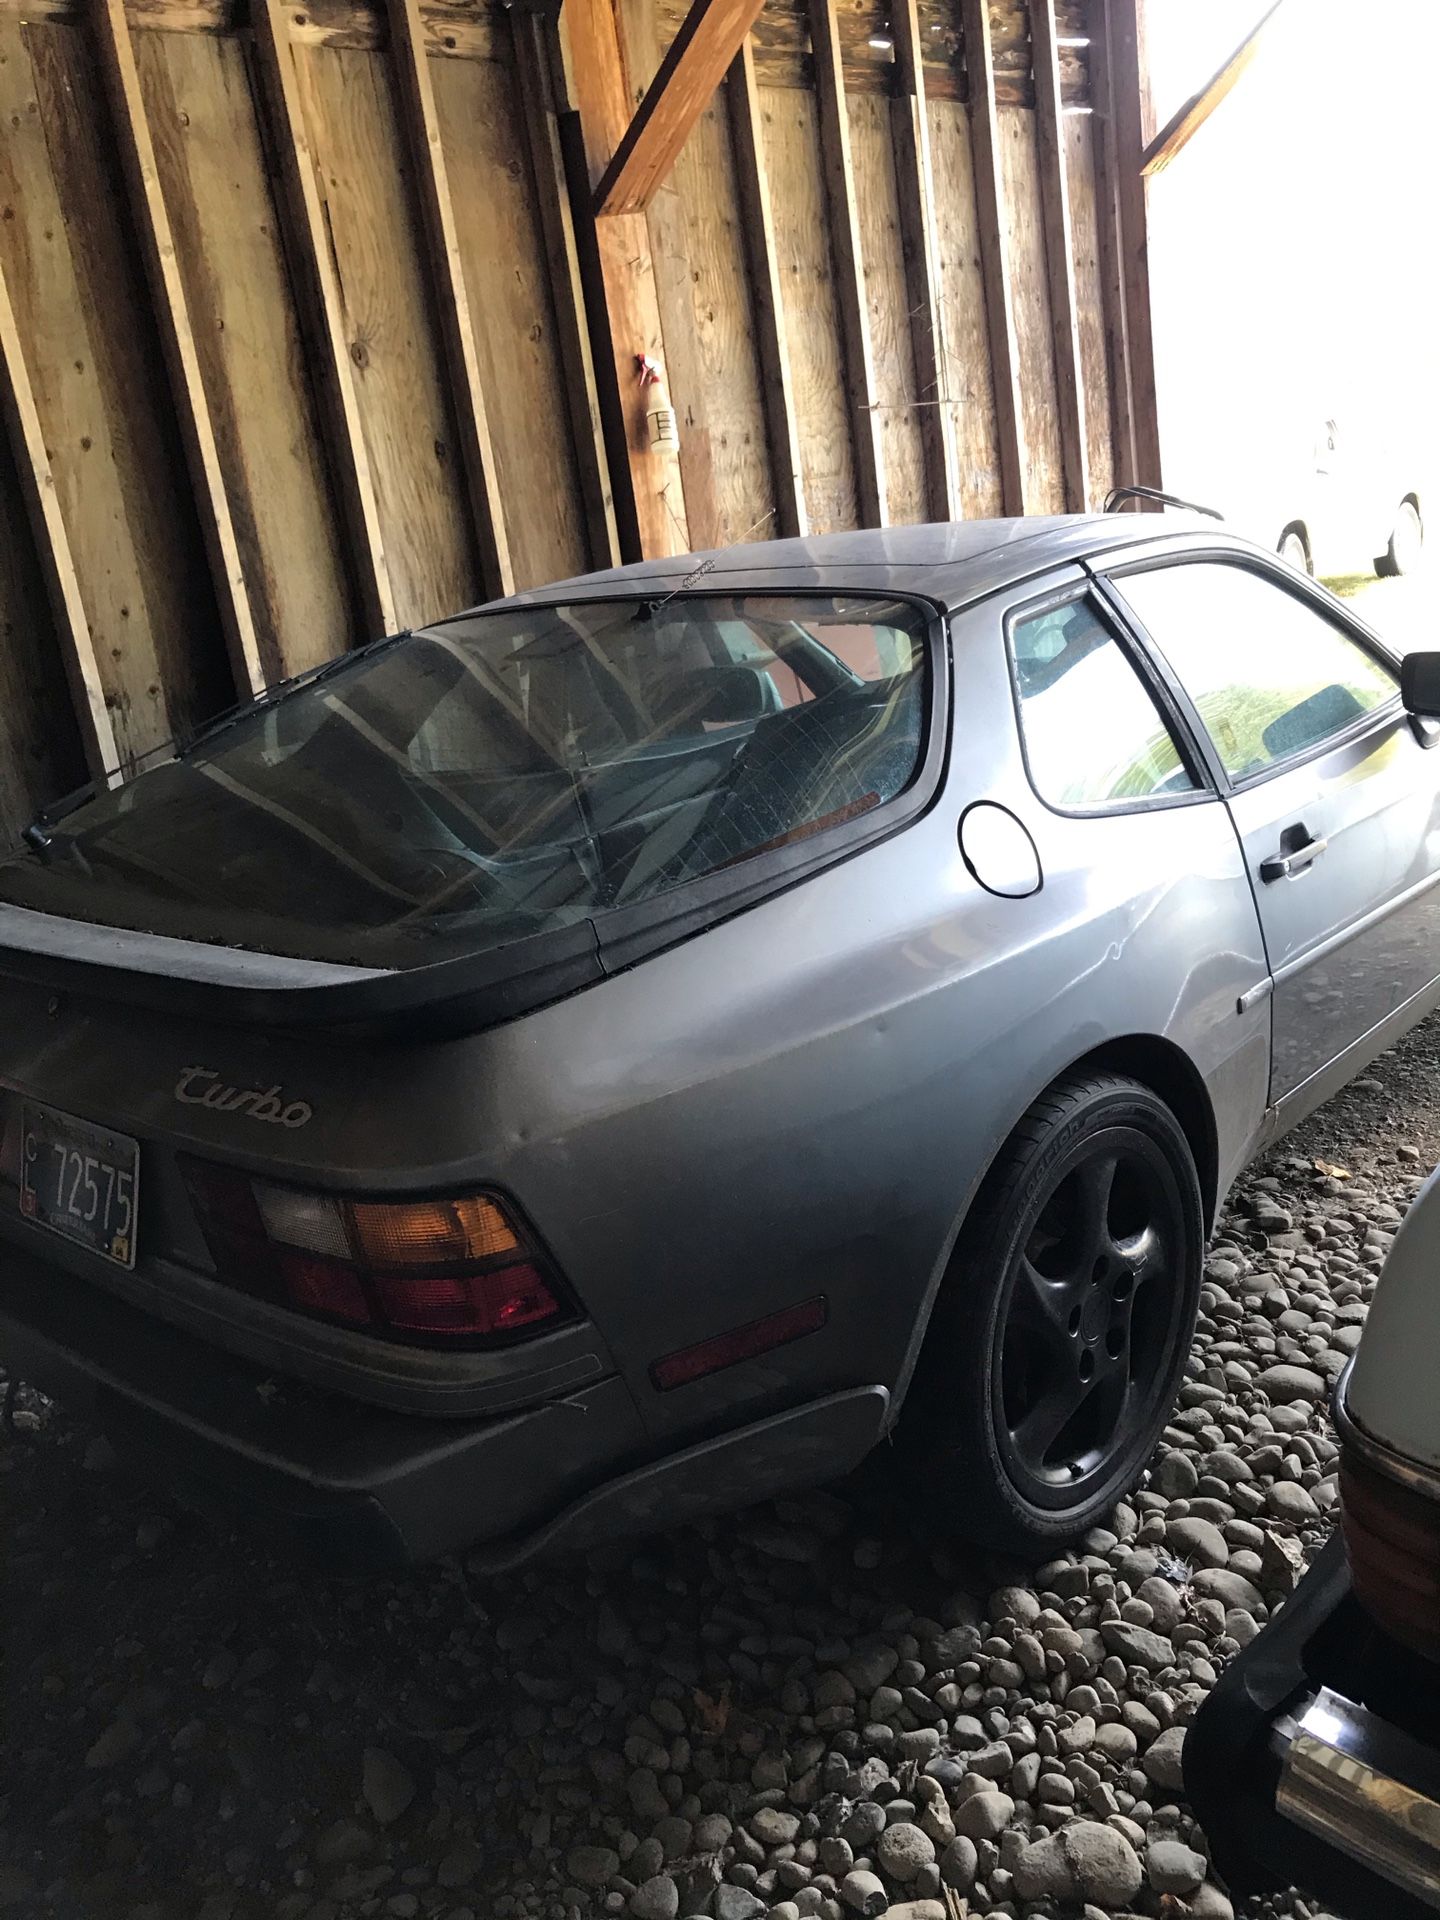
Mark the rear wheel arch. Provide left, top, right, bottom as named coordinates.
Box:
left=892, top=1032, right=1218, bottom=1420
left=1068, top=1035, right=1219, bottom=1233
left=895, top=1056, right=1207, bottom=1548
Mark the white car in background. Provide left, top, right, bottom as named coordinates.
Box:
left=1186, top=1076, right=1440, bottom=1919
left=1259, top=419, right=1425, bottom=580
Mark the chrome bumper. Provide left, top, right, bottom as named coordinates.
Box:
left=1276, top=1687, right=1440, bottom=1911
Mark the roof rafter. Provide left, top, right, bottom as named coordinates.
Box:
left=593, top=0, right=768, bottom=217
left=1141, top=0, right=1288, bottom=176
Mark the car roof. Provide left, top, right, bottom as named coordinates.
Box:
left=477, top=512, right=1256, bottom=618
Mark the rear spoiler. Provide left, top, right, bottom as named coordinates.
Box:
left=0, top=905, right=603, bottom=1042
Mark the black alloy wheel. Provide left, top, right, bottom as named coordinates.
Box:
left=899, top=1070, right=1204, bottom=1552
left=995, top=1127, right=1186, bottom=1508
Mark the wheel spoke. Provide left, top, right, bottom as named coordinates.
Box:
left=1075, top=1152, right=1119, bottom=1267
left=1117, top=1224, right=1166, bottom=1292
left=1011, top=1255, right=1082, bottom=1338
left=1089, top=1357, right=1131, bottom=1440
left=1011, top=1371, right=1091, bottom=1465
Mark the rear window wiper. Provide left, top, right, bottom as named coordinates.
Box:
left=18, top=634, right=411, bottom=861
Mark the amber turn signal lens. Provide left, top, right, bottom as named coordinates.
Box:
left=349, top=1194, right=519, bottom=1268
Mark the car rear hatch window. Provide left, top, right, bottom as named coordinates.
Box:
left=0, top=595, right=930, bottom=970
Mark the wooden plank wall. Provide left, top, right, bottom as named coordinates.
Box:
left=0, top=0, right=1142, bottom=841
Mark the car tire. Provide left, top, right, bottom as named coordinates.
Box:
left=900, top=1071, right=1204, bottom=1554
left=1278, top=527, right=1311, bottom=574
left=1376, top=499, right=1423, bottom=577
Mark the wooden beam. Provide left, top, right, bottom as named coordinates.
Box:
left=510, top=13, right=621, bottom=572
left=560, top=0, right=689, bottom=559
left=251, top=0, right=397, bottom=635
left=385, top=0, right=513, bottom=600
left=1091, top=0, right=1162, bottom=493
left=0, top=263, right=118, bottom=781
left=94, top=0, right=268, bottom=700
left=1029, top=0, right=1089, bottom=511
left=726, top=37, right=806, bottom=539
left=807, top=0, right=885, bottom=527
left=594, top=0, right=768, bottom=217
left=1142, top=0, right=1286, bottom=176
left=1088, top=0, right=1134, bottom=488
left=891, top=0, right=959, bottom=521
left=959, top=0, right=1025, bottom=515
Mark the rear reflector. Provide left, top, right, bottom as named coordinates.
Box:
left=181, top=1161, right=571, bottom=1348
left=651, top=1296, right=827, bottom=1391
left=1340, top=1444, right=1440, bottom=1660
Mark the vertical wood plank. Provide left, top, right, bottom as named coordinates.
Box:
left=999, top=108, right=1062, bottom=512
left=1065, top=112, right=1114, bottom=505
left=559, top=0, right=689, bottom=560
left=1099, top=0, right=1162, bottom=491
left=510, top=11, right=620, bottom=571
left=135, top=29, right=354, bottom=683
left=0, top=261, right=117, bottom=780
left=616, top=0, right=731, bottom=551
left=1029, top=0, right=1088, bottom=511
left=1, top=17, right=231, bottom=763
left=1089, top=0, right=1132, bottom=489
left=94, top=0, right=266, bottom=700
left=958, top=0, right=1025, bottom=514
left=806, top=0, right=885, bottom=527
left=384, top=0, right=512, bottom=599
left=0, top=416, right=88, bottom=832
left=891, top=0, right=960, bottom=521
left=849, top=92, right=926, bottom=525
left=928, top=96, right=1002, bottom=518
left=251, top=0, right=396, bottom=633
left=761, top=86, right=856, bottom=533
left=292, top=45, right=478, bottom=625
left=728, top=39, right=805, bottom=539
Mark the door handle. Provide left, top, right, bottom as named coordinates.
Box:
left=1260, top=833, right=1329, bottom=883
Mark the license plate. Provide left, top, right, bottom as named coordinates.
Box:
left=19, top=1102, right=139, bottom=1269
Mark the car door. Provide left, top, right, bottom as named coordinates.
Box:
left=1104, top=552, right=1440, bottom=1109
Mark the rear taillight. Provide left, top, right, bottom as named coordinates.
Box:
left=1340, top=1444, right=1440, bottom=1660
left=180, top=1161, right=571, bottom=1346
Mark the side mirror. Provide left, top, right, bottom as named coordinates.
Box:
left=1401, top=652, right=1440, bottom=718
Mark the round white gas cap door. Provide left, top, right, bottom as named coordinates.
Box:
left=959, top=802, right=1042, bottom=899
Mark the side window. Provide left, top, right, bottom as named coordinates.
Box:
left=1115, top=562, right=1397, bottom=781
left=1009, top=598, right=1198, bottom=809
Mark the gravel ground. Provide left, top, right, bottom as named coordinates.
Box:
left=5, top=1019, right=1440, bottom=1920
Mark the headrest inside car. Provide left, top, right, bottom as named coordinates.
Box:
left=652, top=664, right=778, bottom=729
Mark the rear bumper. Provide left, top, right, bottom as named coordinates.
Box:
left=0, top=1241, right=888, bottom=1569
left=1185, top=1533, right=1440, bottom=1920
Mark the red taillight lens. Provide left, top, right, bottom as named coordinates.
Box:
left=371, top=1263, right=559, bottom=1336
left=277, top=1250, right=372, bottom=1326
left=180, top=1162, right=571, bottom=1347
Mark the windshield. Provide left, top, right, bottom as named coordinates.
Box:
left=0, top=594, right=930, bottom=968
